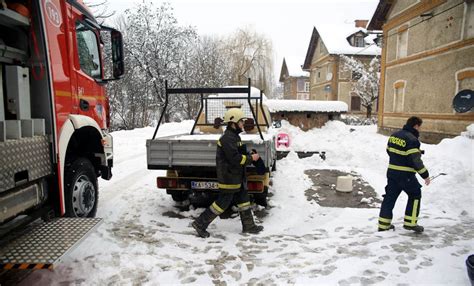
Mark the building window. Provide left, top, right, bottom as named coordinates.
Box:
left=284, top=82, right=291, bottom=97
left=393, top=81, right=406, bottom=112
left=351, top=93, right=361, bottom=111
left=456, top=68, right=474, bottom=93
left=304, top=82, right=310, bottom=92
left=397, top=27, right=408, bottom=59
left=75, top=21, right=101, bottom=78
left=464, top=2, right=474, bottom=39
left=326, top=64, right=332, bottom=80
left=354, top=36, right=365, bottom=47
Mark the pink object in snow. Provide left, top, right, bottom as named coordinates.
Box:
left=276, top=132, right=290, bottom=148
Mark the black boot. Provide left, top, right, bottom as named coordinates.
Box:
left=403, top=224, right=424, bottom=233
left=192, top=208, right=218, bottom=238
left=240, top=209, right=263, bottom=234
left=378, top=224, right=395, bottom=232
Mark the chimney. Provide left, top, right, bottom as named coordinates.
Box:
left=355, top=20, right=369, bottom=28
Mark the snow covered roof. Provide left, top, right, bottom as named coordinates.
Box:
left=317, top=24, right=381, bottom=56
left=303, top=23, right=381, bottom=70
left=279, top=58, right=309, bottom=82
left=286, top=58, right=309, bottom=78
left=265, top=99, right=348, bottom=113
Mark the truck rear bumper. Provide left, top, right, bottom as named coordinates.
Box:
left=157, top=176, right=266, bottom=193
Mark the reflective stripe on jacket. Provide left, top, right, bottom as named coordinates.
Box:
left=216, top=128, right=252, bottom=192
left=386, top=125, right=429, bottom=179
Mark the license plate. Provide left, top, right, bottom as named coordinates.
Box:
left=191, top=181, right=218, bottom=190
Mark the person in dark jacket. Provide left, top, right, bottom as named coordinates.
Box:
left=378, top=116, right=430, bottom=233
left=192, top=108, right=264, bottom=238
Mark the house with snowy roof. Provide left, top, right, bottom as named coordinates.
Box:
left=368, top=0, right=474, bottom=143
left=302, top=20, right=381, bottom=114
left=279, top=58, right=310, bottom=100
left=265, top=99, right=348, bottom=131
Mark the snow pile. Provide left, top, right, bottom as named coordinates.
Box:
left=461, top=123, right=474, bottom=138
left=26, top=120, right=473, bottom=285
left=265, top=99, right=348, bottom=113
left=150, top=120, right=195, bottom=138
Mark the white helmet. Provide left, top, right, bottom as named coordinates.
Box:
left=223, top=108, right=247, bottom=123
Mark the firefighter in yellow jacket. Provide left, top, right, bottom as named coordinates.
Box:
left=378, top=116, right=430, bottom=233
left=192, top=108, right=263, bottom=238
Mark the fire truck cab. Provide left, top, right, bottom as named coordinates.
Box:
left=0, top=0, right=123, bottom=270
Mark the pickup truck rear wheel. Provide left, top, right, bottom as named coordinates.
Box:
left=253, top=186, right=268, bottom=207
left=64, top=157, right=98, bottom=218
left=171, top=192, right=188, bottom=202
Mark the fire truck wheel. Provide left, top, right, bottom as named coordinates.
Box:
left=65, top=157, right=98, bottom=218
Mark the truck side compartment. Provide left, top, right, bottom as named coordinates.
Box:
left=0, top=0, right=124, bottom=270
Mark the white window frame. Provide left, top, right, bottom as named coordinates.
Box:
left=463, top=2, right=474, bottom=39
left=393, top=80, right=406, bottom=113
left=396, top=28, right=408, bottom=59
left=304, top=82, right=310, bottom=92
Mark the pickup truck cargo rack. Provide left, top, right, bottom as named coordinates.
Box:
left=152, top=78, right=269, bottom=140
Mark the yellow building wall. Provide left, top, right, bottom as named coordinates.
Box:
left=378, top=0, right=474, bottom=142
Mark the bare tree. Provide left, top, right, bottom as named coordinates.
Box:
left=341, top=55, right=380, bottom=118
left=104, top=3, right=275, bottom=129
left=124, top=2, right=197, bottom=123
left=224, top=27, right=274, bottom=93
left=84, top=0, right=115, bottom=24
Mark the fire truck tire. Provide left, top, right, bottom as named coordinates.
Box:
left=64, top=157, right=98, bottom=218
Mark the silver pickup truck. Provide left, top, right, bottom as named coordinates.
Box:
left=146, top=80, right=276, bottom=207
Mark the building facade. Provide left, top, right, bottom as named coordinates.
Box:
left=279, top=58, right=310, bottom=100
left=302, top=21, right=381, bottom=115
left=369, top=0, right=474, bottom=143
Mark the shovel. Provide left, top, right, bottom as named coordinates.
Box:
left=429, top=172, right=447, bottom=182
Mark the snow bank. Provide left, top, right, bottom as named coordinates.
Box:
left=26, top=119, right=473, bottom=285
left=461, top=123, right=474, bottom=138
left=266, top=99, right=348, bottom=113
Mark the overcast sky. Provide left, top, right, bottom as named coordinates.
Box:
left=98, top=0, right=379, bottom=81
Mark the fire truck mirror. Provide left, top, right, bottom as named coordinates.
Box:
left=111, top=30, right=124, bottom=79
left=99, top=28, right=124, bottom=81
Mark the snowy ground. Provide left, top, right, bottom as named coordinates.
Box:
left=23, top=120, right=473, bottom=285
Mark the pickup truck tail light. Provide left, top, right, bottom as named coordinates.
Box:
left=247, top=181, right=264, bottom=192
left=157, top=177, right=177, bottom=189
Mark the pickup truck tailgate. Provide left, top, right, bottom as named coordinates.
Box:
left=147, top=134, right=275, bottom=170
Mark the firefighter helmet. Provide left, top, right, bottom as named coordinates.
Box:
left=223, top=108, right=247, bottom=123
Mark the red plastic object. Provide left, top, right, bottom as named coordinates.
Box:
left=276, top=132, right=290, bottom=148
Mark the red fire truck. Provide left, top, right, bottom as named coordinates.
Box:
left=0, top=0, right=123, bottom=270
